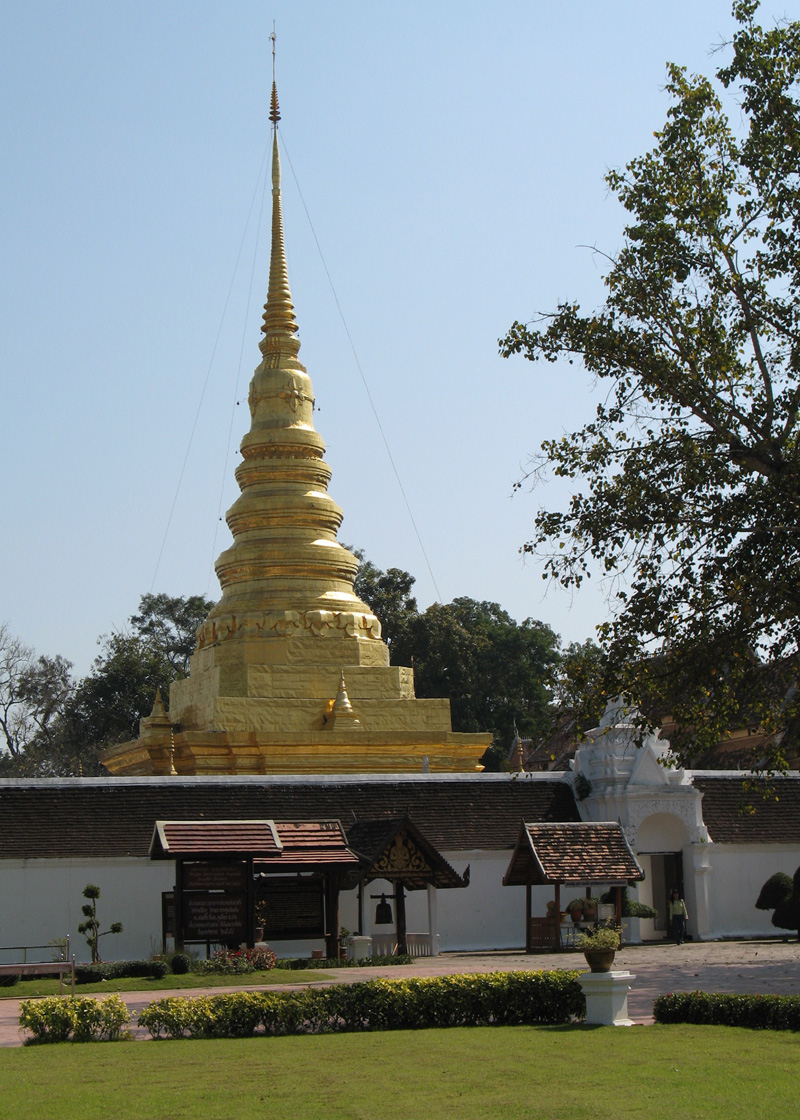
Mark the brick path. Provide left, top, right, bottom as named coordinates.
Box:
left=2, top=938, right=798, bottom=1046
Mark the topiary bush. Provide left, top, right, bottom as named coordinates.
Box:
left=170, top=953, right=192, bottom=975
left=654, top=991, right=800, bottom=1031
left=756, top=872, right=793, bottom=910
left=137, top=970, right=585, bottom=1040
left=19, top=995, right=131, bottom=1044
left=772, top=896, right=800, bottom=939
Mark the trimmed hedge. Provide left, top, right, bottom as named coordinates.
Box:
left=75, top=960, right=168, bottom=984
left=20, top=995, right=131, bottom=1044
left=654, top=991, right=800, bottom=1030
left=138, top=970, right=585, bottom=1040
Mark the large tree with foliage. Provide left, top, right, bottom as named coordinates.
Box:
left=500, top=2, right=800, bottom=766
left=353, top=557, right=561, bottom=770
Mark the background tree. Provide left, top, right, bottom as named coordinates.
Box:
left=0, top=623, right=74, bottom=763
left=553, top=639, right=607, bottom=733
left=0, top=592, right=214, bottom=777
left=351, top=551, right=417, bottom=648
left=130, top=592, right=215, bottom=676
left=500, top=2, right=800, bottom=765
left=353, top=555, right=563, bottom=770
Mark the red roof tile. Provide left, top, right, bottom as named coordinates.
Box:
left=503, top=822, right=644, bottom=886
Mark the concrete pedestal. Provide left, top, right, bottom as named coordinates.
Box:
left=579, top=970, right=636, bottom=1026
left=347, top=935, right=373, bottom=962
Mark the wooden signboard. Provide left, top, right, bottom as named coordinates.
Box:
left=182, top=893, right=247, bottom=943
left=183, top=861, right=247, bottom=892
left=258, top=879, right=325, bottom=940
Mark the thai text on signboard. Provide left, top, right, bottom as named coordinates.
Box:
left=182, top=893, right=247, bottom=942
left=183, top=861, right=247, bottom=892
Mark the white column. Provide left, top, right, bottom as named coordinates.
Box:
left=687, top=844, right=712, bottom=941
left=427, top=884, right=440, bottom=956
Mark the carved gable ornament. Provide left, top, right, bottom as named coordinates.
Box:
left=373, top=830, right=432, bottom=877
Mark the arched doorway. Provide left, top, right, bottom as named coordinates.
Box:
left=635, top=813, right=692, bottom=935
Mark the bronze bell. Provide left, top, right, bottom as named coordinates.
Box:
left=374, top=893, right=393, bottom=925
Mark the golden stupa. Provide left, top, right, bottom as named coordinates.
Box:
left=101, top=83, right=490, bottom=776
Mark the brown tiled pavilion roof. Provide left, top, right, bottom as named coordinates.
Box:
left=691, top=774, right=800, bottom=843
left=266, top=819, right=356, bottom=869
left=503, top=822, right=644, bottom=887
left=0, top=775, right=579, bottom=860
left=150, top=820, right=283, bottom=858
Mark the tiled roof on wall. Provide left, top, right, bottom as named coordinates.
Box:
left=691, top=774, right=800, bottom=843
left=0, top=775, right=580, bottom=860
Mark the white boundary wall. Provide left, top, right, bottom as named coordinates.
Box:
left=699, top=843, right=799, bottom=940
left=2, top=843, right=798, bottom=961
left=0, top=851, right=546, bottom=961
left=0, top=858, right=174, bottom=963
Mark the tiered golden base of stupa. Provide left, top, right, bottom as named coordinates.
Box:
left=100, top=84, right=490, bottom=777
left=100, top=637, right=490, bottom=775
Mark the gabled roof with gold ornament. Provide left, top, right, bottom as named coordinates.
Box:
left=344, top=816, right=468, bottom=890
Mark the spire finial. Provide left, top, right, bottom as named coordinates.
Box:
left=269, top=26, right=280, bottom=125
left=259, top=28, right=299, bottom=357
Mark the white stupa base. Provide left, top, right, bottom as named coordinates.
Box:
left=579, top=970, right=636, bottom=1026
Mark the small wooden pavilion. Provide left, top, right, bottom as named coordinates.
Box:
left=150, top=819, right=359, bottom=958
left=344, top=817, right=469, bottom=954
left=502, top=821, right=644, bottom=951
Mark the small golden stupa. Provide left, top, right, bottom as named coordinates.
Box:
left=101, top=82, right=490, bottom=776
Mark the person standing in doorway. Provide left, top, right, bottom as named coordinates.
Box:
left=668, top=888, right=688, bottom=944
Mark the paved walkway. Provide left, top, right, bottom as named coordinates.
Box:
left=2, top=939, right=798, bottom=1046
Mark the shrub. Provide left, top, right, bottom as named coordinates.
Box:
left=755, top=872, right=793, bottom=910
left=170, top=953, right=192, bottom=975
left=194, top=947, right=276, bottom=975
left=75, top=959, right=168, bottom=984
left=654, top=991, right=800, bottom=1031
left=600, top=887, right=657, bottom=920
left=0, top=974, right=20, bottom=988
left=771, top=897, right=800, bottom=937
left=137, top=970, right=585, bottom=1040
left=20, top=995, right=131, bottom=1044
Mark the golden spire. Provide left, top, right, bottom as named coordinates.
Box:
left=259, top=81, right=300, bottom=357
left=198, top=71, right=382, bottom=654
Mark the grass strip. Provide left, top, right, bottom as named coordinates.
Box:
left=0, top=968, right=323, bottom=1000
left=0, top=1024, right=796, bottom=1120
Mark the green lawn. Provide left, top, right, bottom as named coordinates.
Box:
left=0, top=967, right=323, bottom=999
left=0, top=1025, right=795, bottom=1120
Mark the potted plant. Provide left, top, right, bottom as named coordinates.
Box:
left=583, top=897, right=598, bottom=921
left=567, top=898, right=584, bottom=923
left=575, top=924, right=620, bottom=972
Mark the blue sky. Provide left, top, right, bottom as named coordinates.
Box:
left=2, top=1, right=795, bottom=676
